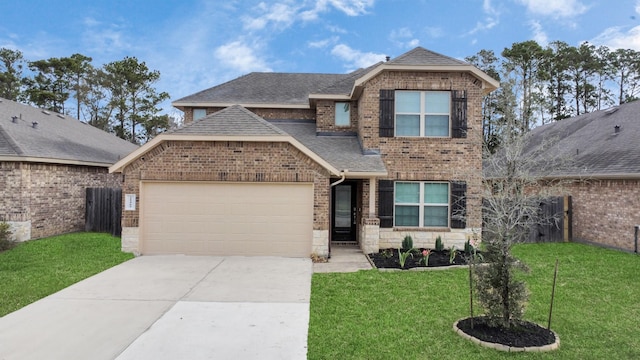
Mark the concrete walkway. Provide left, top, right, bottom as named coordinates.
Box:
left=313, top=246, right=373, bottom=273
left=0, top=255, right=311, bottom=360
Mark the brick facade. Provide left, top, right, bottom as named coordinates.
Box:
left=120, top=140, right=331, bottom=253
left=0, top=161, right=122, bottom=241
left=315, top=100, right=359, bottom=133
left=355, top=71, right=484, bottom=248
left=567, top=179, right=640, bottom=251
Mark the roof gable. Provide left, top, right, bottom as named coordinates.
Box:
left=171, top=105, right=288, bottom=136
left=386, top=47, right=468, bottom=66
left=0, top=98, right=138, bottom=166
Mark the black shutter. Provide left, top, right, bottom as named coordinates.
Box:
left=378, top=180, right=394, bottom=228
left=450, top=181, right=467, bottom=229
left=451, top=90, right=467, bottom=138
left=379, top=90, right=395, bottom=137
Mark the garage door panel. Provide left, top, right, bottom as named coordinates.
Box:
left=141, top=182, right=313, bottom=257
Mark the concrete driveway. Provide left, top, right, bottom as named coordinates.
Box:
left=0, top=255, right=312, bottom=360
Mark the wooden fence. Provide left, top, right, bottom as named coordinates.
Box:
left=85, top=188, right=122, bottom=237
left=526, top=196, right=572, bottom=243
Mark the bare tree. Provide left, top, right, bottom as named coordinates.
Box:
left=475, top=123, right=570, bottom=329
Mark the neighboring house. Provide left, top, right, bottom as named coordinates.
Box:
left=525, top=100, right=640, bottom=252
left=110, top=47, right=499, bottom=257
left=0, top=98, right=138, bottom=241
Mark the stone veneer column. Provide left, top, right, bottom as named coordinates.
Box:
left=361, top=218, right=380, bottom=254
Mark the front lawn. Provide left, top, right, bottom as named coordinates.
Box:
left=0, top=232, right=134, bottom=317
left=308, top=243, right=640, bottom=359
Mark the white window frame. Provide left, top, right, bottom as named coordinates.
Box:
left=395, top=90, right=450, bottom=137
left=335, top=102, right=351, bottom=127
left=394, top=181, right=450, bottom=228
left=193, top=108, right=207, bottom=121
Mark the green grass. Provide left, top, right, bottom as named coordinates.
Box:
left=308, top=243, right=640, bottom=359
left=0, top=232, right=134, bottom=317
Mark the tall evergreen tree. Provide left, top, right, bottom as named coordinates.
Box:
left=0, top=48, right=25, bottom=101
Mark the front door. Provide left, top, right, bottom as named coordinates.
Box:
left=332, top=182, right=357, bottom=242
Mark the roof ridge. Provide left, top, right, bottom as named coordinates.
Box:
left=388, top=46, right=469, bottom=66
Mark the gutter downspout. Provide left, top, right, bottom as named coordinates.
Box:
left=328, top=170, right=349, bottom=258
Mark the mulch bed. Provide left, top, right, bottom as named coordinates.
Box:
left=368, top=248, right=476, bottom=269
left=456, top=316, right=557, bottom=348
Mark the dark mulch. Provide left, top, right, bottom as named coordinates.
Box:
left=368, top=248, right=477, bottom=269
left=457, top=317, right=556, bottom=348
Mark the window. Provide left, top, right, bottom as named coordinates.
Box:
left=394, top=182, right=449, bottom=227
left=193, top=108, right=207, bottom=121
left=335, top=102, right=350, bottom=126
left=395, top=91, right=450, bottom=137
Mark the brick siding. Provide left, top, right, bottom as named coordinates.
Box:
left=356, top=71, right=484, bottom=230
left=121, top=140, right=331, bottom=231
left=183, top=107, right=314, bottom=125
left=315, top=100, right=359, bottom=133
left=0, top=161, right=122, bottom=240
left=567, top=179, right=640, bottom=251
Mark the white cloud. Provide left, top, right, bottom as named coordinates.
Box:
left=242, top=2, right=297, bottom=31
left=636, top=0, right=640, bottom=14
left=516, top=0, right=588, bottom=18
left=331, top=44, right=386, bottom=69
left=308, top=36, right=339, bottom=48
left=389, top=27, right=420, bottom=48
left=591, top=26, right=640, bottom=51
left=81, top=17, right=130, bottom=56
left=214, top=40, right=272, bottom=73
left=467, top=0, right=499, bottom=35
left=300, top=0, right=374, bottom=21
left=529, top=20, right=549, bottom=45
left=424, top=26, right=443, bottom=38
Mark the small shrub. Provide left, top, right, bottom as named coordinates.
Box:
left=0, top=222, right=15, bottom=252
left=449, top=246, right=457, bottom=264
left=464, top=240, right=473, bottom=255
left=435, top=236, right=444, bottom=251
left=401, top=235, right=414, bottom=252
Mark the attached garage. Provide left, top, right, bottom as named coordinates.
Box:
left=140, top=182, right=314, bottom=257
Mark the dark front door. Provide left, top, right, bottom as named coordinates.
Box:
left=332, top=182, right=356, bottom=242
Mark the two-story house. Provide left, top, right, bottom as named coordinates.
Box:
left=110, top=47, right=499, bottom=257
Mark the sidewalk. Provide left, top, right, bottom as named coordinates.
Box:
left=312, top=246, right=373, bottom=273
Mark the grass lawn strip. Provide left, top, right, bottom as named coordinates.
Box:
left=0, top=232, right=134, bottom=317
left=308, top=243, right=640, bottom=360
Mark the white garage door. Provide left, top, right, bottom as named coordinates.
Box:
left=140, top=182, right=313, bottom=257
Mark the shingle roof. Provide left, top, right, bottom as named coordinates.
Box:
left=270, top=120, right=387, bottom=174
left=0, top=98, right=138, bottom=165
left=170, top=105, right=287, bottom=136
left=386, top=46, right=468, bottom=66
left=173, top=72, right=346, bottom=106
left=525, top=100, right=640, bottom=177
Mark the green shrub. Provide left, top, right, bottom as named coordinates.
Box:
left=401, top=235, right=414, bottom=252
left=435, top=235, right=444, bottom=251
left=0, top=222, right=15, bottom=252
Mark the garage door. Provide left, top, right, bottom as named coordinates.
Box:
left=140, top=182, right=313, bottom=257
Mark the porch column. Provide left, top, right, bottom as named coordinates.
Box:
left=369, top=177, right=376, bottom=218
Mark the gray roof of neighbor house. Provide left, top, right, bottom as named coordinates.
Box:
left=170, top=105, right=288, bottom=136
left=525, top=100, right=640, bottom=178
left=270, top=120, right=387, bottom=174
left=0, top=98, right=139, bottom=166
left=173, top=47, right=497, bottom=108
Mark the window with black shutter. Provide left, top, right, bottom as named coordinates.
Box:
left=451, top=90, right=468, bottom=138
left=378, top=179, right=394, bottom=227
left=450, top=181, right=467, bottom=229
left=379, top=90, right=394, bottom=137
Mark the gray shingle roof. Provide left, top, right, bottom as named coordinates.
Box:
left=0, top=98, right=138, bottom=165
left=386, top=46, right=468, bottom=66
left=173, top=72, right=346, bottom=106
left=171, top=105, right=287, bottom=136
left=270, top=120, right=387, bottom=174
left=525, top=100, right=640, bottom=177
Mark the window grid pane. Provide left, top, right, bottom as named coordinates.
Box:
left=423, top=206, right=448, bottom=227
left=396, top=91, right=420, bottom=113
left=395, top=182, right=420, bottom=203
left=395, top=205, right=419, bottom=226
left=425, top=115, right=450, bottom=136
left=396, top=115, right=420, bottom=136
left=424, top=183, right=449, bottom=204
left=425, top=91, right=450, bottom=114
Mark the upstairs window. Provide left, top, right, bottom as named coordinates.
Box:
left=395, top=91, right=450, bottom=137
left=193, top=108, right=207, bottom=121
left=335, top=102, right=350, bottom=126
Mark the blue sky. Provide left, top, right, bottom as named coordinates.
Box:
left=2, top=0, right=640, bottom=116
